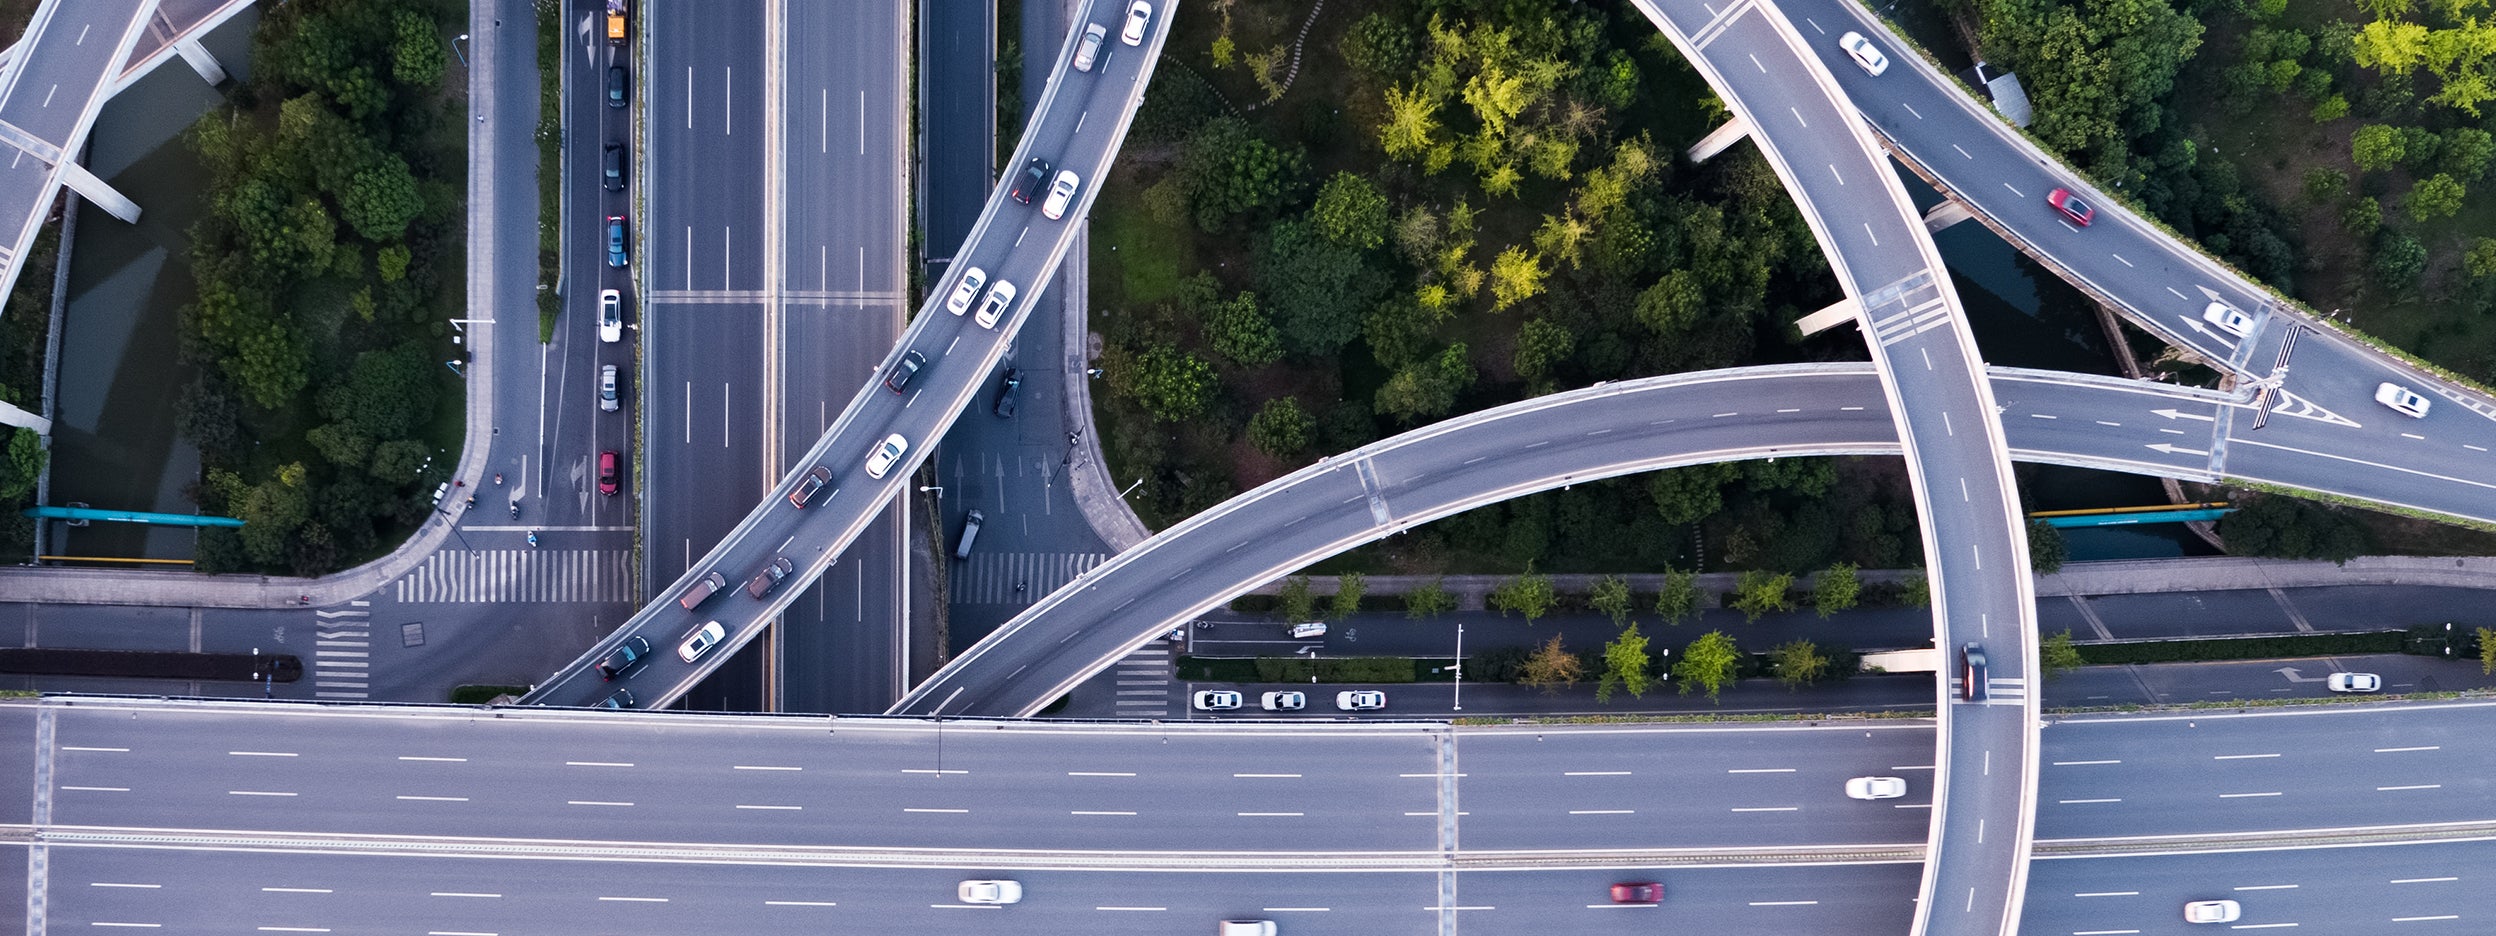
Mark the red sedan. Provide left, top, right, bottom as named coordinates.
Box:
left=2047, top=187, right=2094, bottom=226
left=1610, top=881, right=1664, bottom=904
left=598, top=450, right=619, bottom=495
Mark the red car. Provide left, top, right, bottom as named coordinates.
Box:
left=1610, top=882, right=1664, bottom=904
left=598, top=451, right=619, bottom=495
left=2047, top=187, right=2094, bottom=226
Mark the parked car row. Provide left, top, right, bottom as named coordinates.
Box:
left=1192, top=689, right=1385, bottom=712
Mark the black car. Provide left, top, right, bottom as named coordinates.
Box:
left=607, top=65, right=627, bottom=108
left=603, top=143, right=625, bottom=192
left=596, top=688, right=635, bottom=709
left=992, top=368, right=1023, bottom=418
left=1009, top=157, right=1050, bottom=204
left=884, top=350, right=926, bottom=393
left=746, top=556, right=795, bottom=598
left=596, top=636, right=651, bottom=680
left=1961, top=642, right=1989, bottom=701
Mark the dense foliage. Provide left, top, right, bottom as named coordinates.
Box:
left=181, top=0, right=463, bottom=574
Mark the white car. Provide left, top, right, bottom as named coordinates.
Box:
left=2375, top=381, right=2431, bottom=418
left=1335, top=690, right=1386, bottom=711
left=1838, top=31, right=1888, bottom=76
left=1193, top=690, right=1242, bottom=711
left=2327, top=672, right=2382, bottom=693
left=865, top=433, right=909, bottom=479
left=957, top=880, right=1022, bottom=905
left=945, top=266, right=986, bottom=315
left=1845, top=776, right=1907, bottom=800
left=2184, top=899, right=2242, bottom=923
left=2201, top=301, right=2253, bottom=338
left=598, top=289, right=622, bottom=342
left=677, top=620, right=726, bottom=662
left=1120, top=0, right=1152, bottom=45
left=1260, top=691, right=1305, bottom=711
left=599, top=364, right=619, bottom=412
left=1041, top=169, right=1081, bottom=221
left=974, top=279, right=1017, bottom=329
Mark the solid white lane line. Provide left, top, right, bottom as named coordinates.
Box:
left=62, top=746, right=129, bottom=752
left=567, top=801, right=633, bottom=807
left=227, top=791, right=296, bottom=797
left=1098, top=906, right=1169, bottom=911
left=2377, top=784, right=2441, bottom=791
left=1234, top=773, right=1302, bottom=778
left=2074, top=891, right=2139, bottom=897
left=2212, top=754, right=2280, bottom=760
left=394, top=795, right=469, bottom=802
left=1239, top=812, right=1305, bottom=817
left=1565, top=770, right=1631, bottom=776
left=904, top=808, right=969, bottom=813
left=2052, top=759, right=2121, bottom=766
left=1069, top=771, right=1137, bottom=777
left=734, top=765, right=801, bottom=771
left=263, top=887, right=333, bottom=894
left=398, top=756, right=466, bottom=762
left=1569, top=809, right=1634, bottom=815
left=2057, top=798, right=2121, bottom=804
left=565, top=761, right=635, bottom=768
left=89, top=884, right=163, bottom=889
left=228, top=751, right=297, bottom=757
left=2218, top=792, right=2282, bottom=798
left=2233, top=884, right=2299, bottom=891
left=735, top=804, right=802, bottom=810
left=1072, top=810, right=1137, bottom=815
left=2389, top=877, right=2457, bottom=884
left=1726, top=768, right=1795, bottom=773
left=766, top=900, right=839, bottom=906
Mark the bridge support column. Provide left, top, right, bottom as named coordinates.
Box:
left=1794, top=299, right=1860, bottom=337
left=55, top=162, right=139, bottom=224
left=1922, top=199, right=1974, bottom=233
left=1685, top=114, right=1752, bottom=164
left=173, top=36, right=227, bottom=86
left=0, top=399, right=49, bottom=435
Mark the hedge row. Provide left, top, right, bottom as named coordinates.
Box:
left=2074, top=631, right=2405, bottom=665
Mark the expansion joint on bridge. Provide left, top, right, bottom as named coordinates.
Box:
left=1352, top=456, right=1394, bottom=529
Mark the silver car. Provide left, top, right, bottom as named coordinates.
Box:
left=1073, top=23, right=1107, bottom=71
left=974, top=279, right=1017, bottom=329
left=945, top=266, right=986, bottom=315
left=1041, top=169, right=1081, bottom=221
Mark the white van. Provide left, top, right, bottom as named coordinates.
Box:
left=955, top=509, right=985, bottom=559
left=1219, top=922, right=1276, bottom=936
left=1289, top=622, right=1327, bottom=638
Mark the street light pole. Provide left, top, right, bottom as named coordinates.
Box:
left=1452, top=623, right=1464, bottom=712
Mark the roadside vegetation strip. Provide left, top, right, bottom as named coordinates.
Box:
left=534, top=0, right=560, bottom=340
left=2068, top=629, right=2404, bottom=665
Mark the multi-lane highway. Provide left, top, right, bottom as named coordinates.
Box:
left=24, top=696, right=2496, bottom=932
left=521, top=0, right=1175, bottom=708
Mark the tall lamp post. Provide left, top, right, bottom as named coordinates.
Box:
left=1451, top=623, right=1465, bottom=712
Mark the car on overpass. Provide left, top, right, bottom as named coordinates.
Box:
left=1838, top=31, right=1887, bottom=75
left=1121, top=0, right=1153, bottom=45
left=2047, top=188, right=2094, bottom=227
left=2185, top=899, right=2242, bottom=923
left=2201, top=301, right=2253, bottom=339
left=865, top=434, right=909, bottom=479
left=944, top=266, right=986, bottom=314
left=1846, top=776, right=1907, bottom=800
left=788, top=465, right=832, bottom=507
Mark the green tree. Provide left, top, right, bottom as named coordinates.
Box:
left=0, top=427, right=45, bottom=501
left=2406, top=172, right=2467, bottom=221
left=2480, top=626, right=2495, bottom=675
left=1519, top=634, right=1583, bottom=695
left=1770, top=639, right=1830, bottom=689
left=1731, top=570, right=1794, bottom=623
left=2220, top=495, right=2370, bottom=561
left=1181, top=117, right=1308, bottom=232
left=390, top=8, right=446, bottom=88
left=2041, top=629, right=2086, bottom=678
left=1259, top=219, right=1386, bottom=357
left=1589, top=575, right=1633, bottom=627
left=2352, top=123, right=2408, bottom=170
left=1980, top=0, right=2202, bottom=166
left=1380, top=83, right=1446, bottom=164
left=1812, top=562, right=1861, bottom=619
left=2372, top=228, right=2429, bottom=291
left=1248, top=397, right=1312, bottom=458
left=1339, top=12, right=1414, bottom=79
left=1405, top=576, right=1456, bottom=619
left=1632, top=269, right=1704, bottom=336
left=320, top=343, right=439, bottom=440
left=1330, top=572, right=1367, bottom=620
left=1488, top=564, right=1556, bottom=624
left=2311, top=93, right=2351, bottom=121
left=1375, top=342, right=1475, bottom=422
left=2465, top=238, right=2496, bottom=278
left=1596, top=623, right=1653, bottom=703
left=1512, top=317, right=1575, bottom=384
left=339, top=155, right=421, bottom=243
left=2028, top=520, right=2068, bottom=575
left=2302, top=167, right=2349, bottom=202
left=1113, top=343, right=1218, bottom=422
left=1310, top=172, right=1391, bottom=249
left=1647, top=462, right=1736, bottom=526
left=1902, top=569, right=1930, bottom=609
left=1488, top=246, right=1546, bottom=310
left=1204, top=290, right=1282, bottom=366
left=1673, top=630, right=1741, bottom=701
left=2441, top=127, right=2495, bottom=180
left=367, top=438, right=429, bottom=482
left=1656, top=566, right=1700, bottom=625
left=1278, top=575, right=1316, bottom=624
left=2342, top=196, right=2383, bottom=238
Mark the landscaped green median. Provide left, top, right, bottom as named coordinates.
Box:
left=2070, top=630, right=2405, bottom=666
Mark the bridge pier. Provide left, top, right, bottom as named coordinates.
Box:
left=1685, top=114, right=1751, bottom=164
left=1921, top=199, right=1974, bottom=233
left=54, top=162, right=140, bottom=224
left=172, top=35, right=228, bottom=86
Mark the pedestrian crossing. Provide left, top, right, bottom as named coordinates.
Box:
left=391, top=549, right=635, bottom=603
left=1107, top=642, right=1174, bottom=717
left=312, top=603, right=371, bottom=700
left=955, top=551, right=1107, bottom=604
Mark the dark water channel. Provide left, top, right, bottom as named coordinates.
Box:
left=44, top=8, right=258, bottom=564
